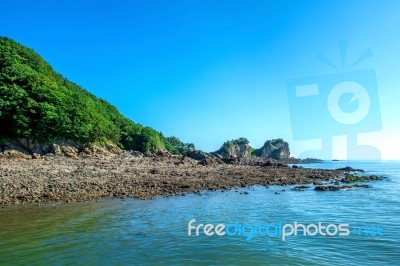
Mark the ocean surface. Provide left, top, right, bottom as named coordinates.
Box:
left=0, top=161, right=399, bottom=265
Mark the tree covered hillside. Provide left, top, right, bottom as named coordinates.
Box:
left=0, top=37, right=192, bottom=154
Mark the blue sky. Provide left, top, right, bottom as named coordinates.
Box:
left=1, top=0, right=399, bottom=159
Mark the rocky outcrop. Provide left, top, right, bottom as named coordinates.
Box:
left=0, top=139, right=123, bottom=159
left=336, top=166, right=365, bottom=172
left=253, top=138, right=290, bottom=160
left=0, top=150, right=32, bottom=160
left=212, top=138, right=252, bottom=159
left=341, top=174, right=383, bottom=183
left=186, top=149, right=213, bottom=160
left=315, top=184, right=370, bottom=191
left=211, top=138, right=291, bottom=161
left=0, top=139, right=83, bottom=156
left=219, top=143, right=252, bottom=158
left=199, top=157, right=224, bottom=166
left=0, top=136, right=299, bottom=165
left=0, top=153, right=387, bottom=206
left=1, top=155, right=381, bottom=205
left=291, top=185, right=310, bottom=191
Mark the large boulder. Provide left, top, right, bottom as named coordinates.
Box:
left=0, top=150, right=31, bottom=160
left=61, top=146, right=79, bottom=158
left=50, top=144, right=63, bottom=156
left=253, top=138, right=290, bottom=160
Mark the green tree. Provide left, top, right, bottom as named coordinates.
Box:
left=0, top=36, right=180, bottom=153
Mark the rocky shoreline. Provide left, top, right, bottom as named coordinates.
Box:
left=0, top=151, right=384, bottom=206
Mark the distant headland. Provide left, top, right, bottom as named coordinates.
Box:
left=0, top=37, right=381, bottom=206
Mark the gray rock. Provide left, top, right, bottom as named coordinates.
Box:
left=32, top=153, right=41, bottom=159
left=130, top=151, right=144, bottom=157
left=315, top=184, right=370, bottom=191
left=51, top=144, right=62, bottom=156
left=291, top=185, right=310, bottom=191
left=253, top=138, right=290, bottom=160
left=212, top=138, right=252, bottom=158
left=187, top=149, right=212, bottom=160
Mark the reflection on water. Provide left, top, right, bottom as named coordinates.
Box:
left=0, top=161, right=399, bottom=265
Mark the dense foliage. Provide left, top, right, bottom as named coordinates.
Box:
left=0, top=37, right=187, bottom=154
left=162, top=136, right=195, bottom=155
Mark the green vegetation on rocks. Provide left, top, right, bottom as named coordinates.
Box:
left=253, top=138, right=290, bottom=160
left=212, top=137, right=252, bottom=158
left=0, top=37, right=188, bottom=154
left=212, top=137, right=291, bottom=160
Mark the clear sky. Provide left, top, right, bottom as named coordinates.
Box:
left=1, top=0, right=399, bottom=159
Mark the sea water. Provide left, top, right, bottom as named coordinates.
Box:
left=0, top=161, right=399, bottom=265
